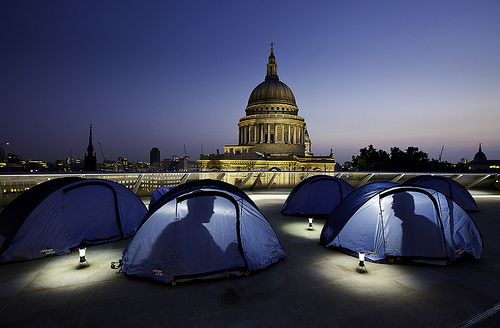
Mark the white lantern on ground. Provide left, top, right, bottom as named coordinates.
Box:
left=308, top=218, right=314, bottom=230
left=77, top=247, right=89, bottom=269
left=356, top=252, right=367, bottom=273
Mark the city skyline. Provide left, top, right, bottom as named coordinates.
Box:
left=2, top=1, right=499, bottom=165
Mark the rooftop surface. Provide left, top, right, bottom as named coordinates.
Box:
left=0, top=189, right=499, bottom=328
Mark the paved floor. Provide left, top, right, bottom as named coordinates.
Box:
left=0, top=189, right=499, bottom=328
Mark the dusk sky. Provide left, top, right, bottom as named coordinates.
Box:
left=2, top=1, right=499, bottom=165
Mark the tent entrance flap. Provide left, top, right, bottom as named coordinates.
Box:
left=63, top=184, right=120, bottom=246
left=158, top=193, right=246, bottom=280
left=380, top=191, right=446, bottom=258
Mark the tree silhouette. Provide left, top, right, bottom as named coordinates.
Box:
left=351, top=145, right=468, bottom=172
left=351, top=145, right=390, bottom=171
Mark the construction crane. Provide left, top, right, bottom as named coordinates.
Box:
left=98, top=141, right=106, bottom=163
left=181, top=144, right=190, bottom=159
left=438, top=145, right=444, bottom=162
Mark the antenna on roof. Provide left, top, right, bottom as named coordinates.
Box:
left=201, top=143, right=204, bottom=154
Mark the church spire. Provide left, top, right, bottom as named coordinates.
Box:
left=84, top=123, right=98, bottom=171
left=265, top=42, right=279, bottom=81
left=87, top=124, right=95, bottom=156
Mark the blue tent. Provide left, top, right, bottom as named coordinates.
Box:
left=120, top=179, right=285, bottom=284
left=0, top=177, right=147, bottom=263
left=150, top=187, right=172, bottom=206
left=403, top=175, right=478, bottom=212
left=282, top=175, right=354, bottom=217
left=320, top=184, right=482, bottom=264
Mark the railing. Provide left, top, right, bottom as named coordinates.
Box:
left=1, top=171, right=498, bottom=208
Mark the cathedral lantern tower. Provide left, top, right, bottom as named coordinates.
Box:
left=238, top=43, right=307, bottom=156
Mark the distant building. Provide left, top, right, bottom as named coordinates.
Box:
left=115, top=157, right=129, bottom=172
left=150, top=147, right=160, bottom=164
left=149, top=147, right=162, bottom=171
left=178, top=154, right=199, bottom=171
left=26, top=160, right=48, bottom=172
left=53, top=159, right=68, bottom=172
left=199, top=44, right=336, bottom=171
left=164, top=155, right=198, bottom=171
left=84, top=124, right=98, bottom=171
left=72, top=159, right=84, bottom=171
left=129, top=162, right=149, bottom=172
left=6, top=154, right=21, bottom=164
left=467, top=144, right=500, bottom=172
left=1, top=153, right=24, bottom=172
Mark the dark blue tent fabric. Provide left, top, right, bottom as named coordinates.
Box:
left=120, top=180, right=285, bottom=284
left=150, top=187, right=172, bottom=206
left=0, top=178, right=147, bottom=263
left=320, top=185, right=483, bottom=264
left=403, top=175, right=478, bottom=212
left=281, top=175, right=354, bottom=217
left=0, top=177, right=84, bottom=258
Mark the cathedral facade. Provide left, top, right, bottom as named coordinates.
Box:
left=199, top=45, right=336, bottom=171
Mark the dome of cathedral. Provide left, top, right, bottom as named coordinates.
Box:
left=245, top=45, right=299, bottom=115
left=473, top=144, right=487, bottom=161
left=247, top=79, right=296, bottom=107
